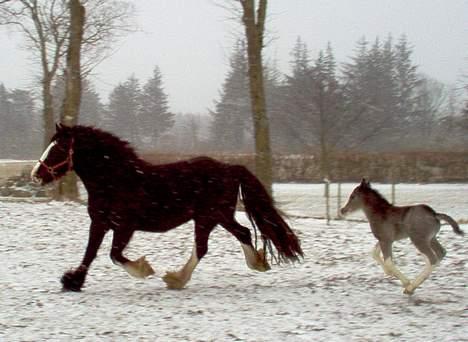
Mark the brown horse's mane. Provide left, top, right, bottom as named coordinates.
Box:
left=69, top=125, right=151, bottom=170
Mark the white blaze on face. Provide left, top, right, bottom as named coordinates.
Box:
left=31, top=141, right=57, bottom=183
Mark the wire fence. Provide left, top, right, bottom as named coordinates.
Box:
left=274, top=182, right=468, bottom=224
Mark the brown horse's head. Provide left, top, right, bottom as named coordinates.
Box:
left=31, top=123, right=75, bottom=185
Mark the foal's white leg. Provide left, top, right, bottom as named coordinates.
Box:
left=383, top=258, right=411, bottom=288
left=162, top=247, right=199, bottom=289
left=241, top=243, right=270, bottom=272
left=372, top=242, right=385, bottom=268
left=404, top=255, right=434, bottom=295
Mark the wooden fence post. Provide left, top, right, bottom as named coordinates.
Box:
left=324, top=178, right=330, bottom=225
left=336, top=182, right=342, bottom=219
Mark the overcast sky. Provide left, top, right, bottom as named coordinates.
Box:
left=0, top=0, right=466, bottom=113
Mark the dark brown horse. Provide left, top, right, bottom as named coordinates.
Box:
left=31, top=124, right=303, bottom=291
left=341, top=179, right=464, bottom=295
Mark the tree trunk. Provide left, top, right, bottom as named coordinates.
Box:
left=57, top=0, right=85, bottom=201
left=42, top=75, right=55, bottom=149
left=318, top=91, right=330, bottom=180
left=240, top=0, right=272, bottom=195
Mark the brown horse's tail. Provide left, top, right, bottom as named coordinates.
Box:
left=235, top=165, right=303, bottom=264
left=436, top=213, right=465, bottom=236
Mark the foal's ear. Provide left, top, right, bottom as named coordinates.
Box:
left=360, top=178, right=370, bottom=187
left=55, top=122, right=63, bottom=132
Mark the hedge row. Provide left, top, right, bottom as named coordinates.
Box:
left=141, top=151, right=468, bottom=183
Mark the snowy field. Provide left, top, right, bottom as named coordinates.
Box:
left=1, top=183, right=467, bottom=341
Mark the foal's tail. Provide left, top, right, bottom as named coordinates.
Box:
left=235, top=166, right=303, bottom=264
left=436, top=213, right=465, bottom=236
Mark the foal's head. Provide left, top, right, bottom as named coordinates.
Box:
left=340, top=178, right=373, bottom=216
left=31, top=123, right=75, bottom=185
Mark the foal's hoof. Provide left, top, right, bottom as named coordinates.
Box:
left=403, top=285, right=415, bottom=295
left=253, top=249, right=271, bottom=272
left=162, top=271, right=187, bottom=290
left=61, top=267, right=87, bottom=292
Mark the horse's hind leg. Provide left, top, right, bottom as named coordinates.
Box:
left=111, top=229, right=155, bottom=279
left=404, top=238, right=438, bottom=295
left=162, top=219, right=216, bottom=290
left=221, top=219, right=270, bottom=272
left=380, top=240, right=411, bottom=288
left=430, top=238, right=446, bottom=264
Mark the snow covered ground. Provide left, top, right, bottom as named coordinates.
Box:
left=1, top=183, right=467, bottom=341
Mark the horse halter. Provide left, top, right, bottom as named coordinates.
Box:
left=39, top=138, right=75, bottom=181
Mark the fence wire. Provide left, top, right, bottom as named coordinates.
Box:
left=274, top=182, right=468, bottom=223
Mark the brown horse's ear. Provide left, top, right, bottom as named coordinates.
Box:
left=56, top=122, right=72, bottom=136
left=361, top=178, right=370, bottom=187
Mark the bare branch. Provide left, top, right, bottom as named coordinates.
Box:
left=0, top=0, right=135, bottom=148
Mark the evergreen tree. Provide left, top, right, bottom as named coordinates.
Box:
left=52, top=75, right=104, bottom=127
left=0, top=84, right=37, bottom=158
left=9, top=89, right=36, bottom=158
left=0, top=84, right=12, bottom=158
left=105, top=75, right=141, bottom=145
left=138, top=66, right=174, bottom=149
left=264, top=60, right=290, bottom=152
left=308, top=44, right=346, bottom=176
left=79, top=80, right=105, bottom=127
left=282, top=36, right=315, bottom=151
left=0, top=84, right=11, bottom=157
left=290, top=36, right=311, bottom=79
left=341, top=36, right=401, bottom=149
left=394, top=35, right=420, bottom=122
left=342, top=37, right=369, bottom=106
left=209, top=40, right=251, bottom=151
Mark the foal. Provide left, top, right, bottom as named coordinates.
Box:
left=341, top=179, right=464, bottom=294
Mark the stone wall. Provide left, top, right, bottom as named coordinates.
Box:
left=0, top=161, right=35, bottom=181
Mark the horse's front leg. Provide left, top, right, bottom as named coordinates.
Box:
left=372, top=241, right=385, bottom=268
left=111, top=229, right=155, bottom=279
left=380, top=240, right=411, bottom=288
left=61, top=222, right=107, bottom=291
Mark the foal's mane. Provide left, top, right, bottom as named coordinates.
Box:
left=362, top=184, right=392, bottom=209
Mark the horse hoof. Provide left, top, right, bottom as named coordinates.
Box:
left=61, top=268, right=86, bottom=292
left=123, top=256, right=155, bottom=279
left=162, top=271, right=186, bottom=290
left=253, top=262, right=271, bottom=272
left=254, top=249, right=271, bottom=272
left=138, top=256, right=155, bottom=277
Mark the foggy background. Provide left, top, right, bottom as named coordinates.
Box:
left=0, top=0, right=467, bottom=160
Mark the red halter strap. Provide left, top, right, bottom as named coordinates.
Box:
left=39, top=138, right=74, bottom=181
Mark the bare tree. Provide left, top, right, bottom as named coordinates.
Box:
left=80, top=0, right=135, bottom=75
left=61, top=0, right=84, bottom=127
left=56, top=0, right=84, bottom=200
left=1, top=1, right=67, bottom=147
left=237, top=0, right=272, bottom=194
left=0, top=0, right=135, bottom=148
